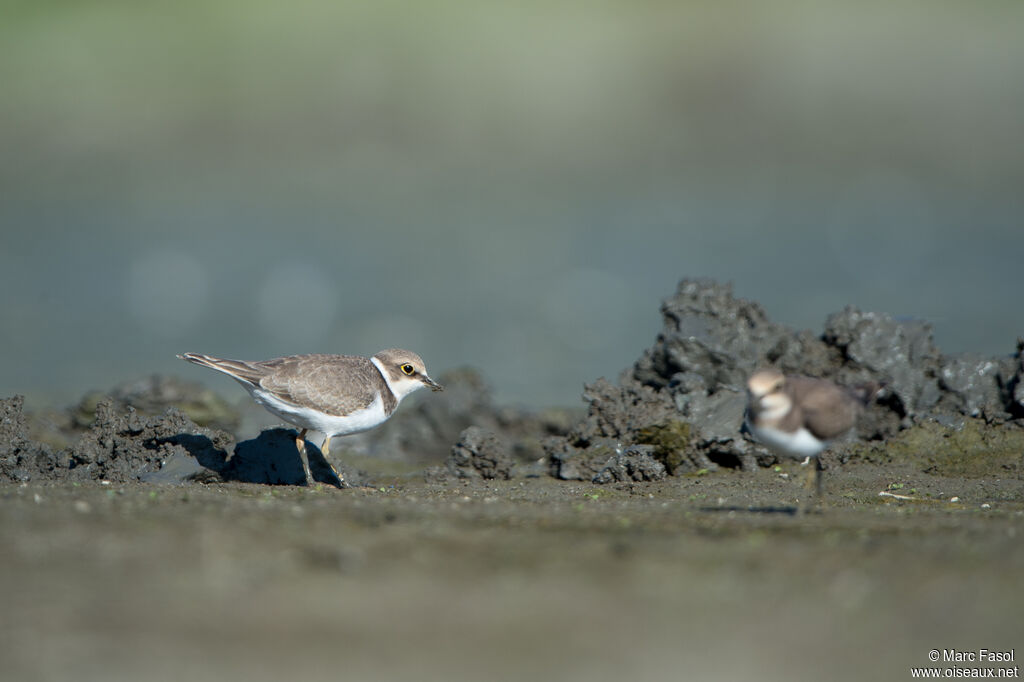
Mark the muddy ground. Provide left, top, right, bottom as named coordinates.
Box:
left=2, top=279, right=1022, bottom=682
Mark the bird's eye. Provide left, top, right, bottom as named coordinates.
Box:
left=401, top=364, right=415, bottom=376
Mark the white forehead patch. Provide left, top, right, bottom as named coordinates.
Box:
left=747, top=370, right=784, bottom=397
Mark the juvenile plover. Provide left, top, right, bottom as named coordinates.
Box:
left=178, top=349, right=442, bottom=486
left=745, top=368, right=878, bottom=509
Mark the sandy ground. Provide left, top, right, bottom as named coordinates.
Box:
left=2, top=458, right=1021, bottom=682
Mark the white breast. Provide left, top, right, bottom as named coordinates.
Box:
left=748, top=422, right=827, bottom=459
left=248, top=387, right=390, bottom=437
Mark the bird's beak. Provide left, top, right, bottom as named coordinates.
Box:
left=423, top=376, right=444, bottom=392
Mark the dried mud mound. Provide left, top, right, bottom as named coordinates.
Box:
left=547, top=278, right=1024, bottom=482
left=3, top=367, right=574, bottom=486
left=2, top=396, right=234, bottom=484
left=432, top=426, right=514, bottom=481
left=5, top=279, right=1019, bottom=488
left=592, top=445, right=667, bottom=484
left=5, top=394, right=354, bottom=487
left=1, top=396, right=45, bottom=483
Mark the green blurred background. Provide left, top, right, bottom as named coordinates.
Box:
left=2, top=0, right=1022, bottom=407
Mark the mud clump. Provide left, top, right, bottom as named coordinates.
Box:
left=441, top=426, right=513, bottom=480
left=1, top=396, right=50, bottom=483
left=822, top=308, right=941, bottom=416
left=592, top=445, right=667, bottom=484
left=545, top=278, right=1024, bottom=480
left=634, top=422, right=692, bottom=473
left=69, top=400, right=234, bottom=484
left=546, top=378, right=720, bottom=481
left=1010, top=340, right=1024, bottom=418
left=2, top=397, right=234, bottom=484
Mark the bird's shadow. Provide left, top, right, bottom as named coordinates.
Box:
left=154, top=433, right=227, bottom=471
left=141, top=432, right=231, bottom=484
left=222, top=428, right=344, bottom=487
left=699, top=505, right=801, bottom=516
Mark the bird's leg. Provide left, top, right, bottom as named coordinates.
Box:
left=815, top=455, right=825, bottom=504
left=320, top=435, right=346, bottom=488
left=799, top=456, right=825, bottom=514
left=295, top=428, right=313, bottom=485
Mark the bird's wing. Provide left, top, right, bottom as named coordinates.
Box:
left=788, top=376, right=860, bottom=440
left=257, top=354, right=384, bottom=416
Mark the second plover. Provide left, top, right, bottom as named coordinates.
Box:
left=745, top=368, right=878, bottom=509
left=179, top=349, right=442, bottom=486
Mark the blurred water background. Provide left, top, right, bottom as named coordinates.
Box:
left=2, top=0, right=1022, bottom=408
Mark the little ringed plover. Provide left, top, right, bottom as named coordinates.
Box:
left=178, top=349, right=442, bottom=486
left=745, top=368, right=879, bottom=509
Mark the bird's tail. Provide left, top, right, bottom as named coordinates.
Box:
left=177, top=352, right=266, bottom=386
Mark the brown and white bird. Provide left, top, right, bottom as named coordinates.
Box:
left=745, top=368, right=878, bottom=508
left=178, top=349, right=442, bottom=486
